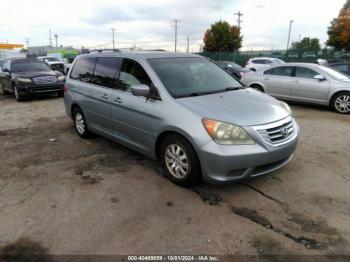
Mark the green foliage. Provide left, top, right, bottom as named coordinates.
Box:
left=327, top=0, right=350, bottom=50
left=291, top=37, right=321, bottom=50
left=203, top=20, right=242, bottom=52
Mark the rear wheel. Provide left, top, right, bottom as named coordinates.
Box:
left=331, top=92, right=350, bottom=114
left=250, top=84, right=264, bottom=93
left=14, top=85, right=26, bottom=102
left=160, top=134, right=202, bottom=187
left=73, top=107, right=91, bottom=138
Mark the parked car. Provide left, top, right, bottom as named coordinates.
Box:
left=0, top=60, right=5, bottom=71
left=0, top=58, right=65, bottom=101
left=241, top=63, right=350, bottom=114
left=328, top=62, right=350, bottom=76
left=245, top=57, right=285, bottom=71
left=287, top=51, right=299, bottom=58
left=216, top=60, right=250, bottom=79
left=37, top=56, right=65, bottom=74
left=64, top=51, right=299, bottom=187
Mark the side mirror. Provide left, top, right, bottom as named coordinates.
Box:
left=131, top=84, right=150, bottom=97
left=314, top=75, right=326, bottom=81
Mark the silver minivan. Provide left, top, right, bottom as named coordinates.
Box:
left=64, top=51, right=299, bottom=187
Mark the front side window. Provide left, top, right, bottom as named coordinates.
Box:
left=117, top=58, right=153, bottom=93
left=264, top=68, right=274, bottom=75
left=148, top=57, right=243, bottom=98
left=252, top=59, right=265, bottom=64
left=70, top=57, right=96, bottom=82
left=332, top=64, right=349, bottom=73
left=91, top=57, right=121, bottom=88
left=295, top=67, right=318, bottom=79
left=271, top=66, right=294, bottom=77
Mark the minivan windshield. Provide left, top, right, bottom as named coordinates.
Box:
left=148, top=57, right=243, bottom=98
left=320, top=66, right=349, bottom=81
left=12, top=60, right=50, bottom=72
left=44, top=57, right=60, bottom=62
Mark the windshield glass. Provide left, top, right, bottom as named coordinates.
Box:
left=148, top=57, right=243, bottom=98
left=226, top=62, right=241, bottom=69
left=45, top=57, right=59, bottom=62
left=12, top=61, right=50, bottom=72
left=321, top=66, right=349, bottom=80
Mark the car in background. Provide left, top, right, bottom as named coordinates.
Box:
left=245, top=57, right=285, bottom=71
left=328, top=62, right=350, bottom=76
left=0, top=58, right=65, bottom=101
left=241, top=63, right=350, bottom=114
left=37, top=56, right=65, bottom=74
left=64, top=51, right=298, bottom=187
left=216, top=60, right=251, bottom=79
left=0, top=60, right=5, bottom=71
left=287, top=51, right=299, bottom=59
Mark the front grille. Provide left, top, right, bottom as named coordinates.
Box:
left=254, top=117, right=295, bottom=145
left=33, top=76, right=57, bottom=84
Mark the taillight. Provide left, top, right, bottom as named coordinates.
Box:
left=64, top=84, right=68, bottom=94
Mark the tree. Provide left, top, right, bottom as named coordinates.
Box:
left=327, top=0, right=350, bottom=50
left=291, top=37, right=321, bottom=50
left=203, top=20, right=242, bottom=52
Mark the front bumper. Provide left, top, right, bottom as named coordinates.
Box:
left=198, top=118, right=299, bottom=184
left=16, top=82, right=64, bottom=95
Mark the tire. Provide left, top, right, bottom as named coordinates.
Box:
left=250, top=84, right=264, bottom=93
left=160, top=134, right=202, bottom=187
left=331, top=92, right=350, bottom=114
left=73, top=107, right=92, bottom=138
left=13, top=85, right=26, bottom=102
left=57, top=90, right=64, bottom=97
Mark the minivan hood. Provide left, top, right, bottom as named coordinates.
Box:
left=177, top=88, right=290, bottom=126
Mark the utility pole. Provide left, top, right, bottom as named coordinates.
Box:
left=173, top=19, right=180, bottom=52
left=25, top=38, right=29, bottom=49
left=286, top=20, right=294, bottom=51
left=111, top=28, right=116, bottom=49
left=186, top=36, right=190, bottom=53
left=54, top=34, right=58, bottom=49
left=234, top=11, right=243, bottom=30
left=49, top=29, right=53, bottom=47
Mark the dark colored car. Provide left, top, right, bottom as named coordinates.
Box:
left=216, top=60, right=250, bottom=79
left=328, top=62, right=350, bottom=76
left=0, top=58, right=65, bottom=101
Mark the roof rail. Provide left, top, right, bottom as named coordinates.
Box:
left=143, top=49, right=166, bottom=51
left=88, top=49, right=121, bottom=53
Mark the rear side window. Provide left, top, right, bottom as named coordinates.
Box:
left=70, top=57, right=96, bottom=82
left=271, top=66, right=294, bottom=77
left=252, top=59, right=266, bottom=64
left=117, top=58, right=153, bottom=93
left=91, top=57, right=121, bottom=88
left=295, top=67, right=318, bottom=79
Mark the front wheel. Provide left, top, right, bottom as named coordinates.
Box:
left=14, top=85, right=26, bottom=102
left=331, top=92, right=350, bottom=114
left=250, top=84, right=264, bottom=93
left=160, top=135, right=202, bottom=187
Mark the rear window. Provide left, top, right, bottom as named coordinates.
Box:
left=70, top=57, right=96, bottom=82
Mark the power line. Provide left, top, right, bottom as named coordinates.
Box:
left=234, top=11, right=243, bottom=30
left=173, top=19, right=180, bottom=52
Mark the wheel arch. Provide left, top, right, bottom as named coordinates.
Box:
left=249, top=82, right=266, bottom=92
left=329, top=90, right=350, bottom=107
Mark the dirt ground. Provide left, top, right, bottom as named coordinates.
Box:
left=0, top=92, right=349, bottom=257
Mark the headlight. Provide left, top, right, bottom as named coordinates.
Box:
left=58, top=75, right=65, bottom=81
left=202, top=118, right=255, bottom=145
left=17, top=77, right=32, bottom=83
left=280, top=101, right=292, bottom=115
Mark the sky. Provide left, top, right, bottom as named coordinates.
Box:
left=0, top=0, right=346, bottom=52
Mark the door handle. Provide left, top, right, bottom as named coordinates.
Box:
left=100, top=94, right=109, bottom=99
left=114, top=97, right=122, bottom=103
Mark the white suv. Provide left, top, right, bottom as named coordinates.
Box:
left=245, top=57, right=285, bottom=72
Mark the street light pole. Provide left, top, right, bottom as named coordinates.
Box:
left=286, top=20, right=294, bottom=51
left=111, top=28, right=116, bottom=49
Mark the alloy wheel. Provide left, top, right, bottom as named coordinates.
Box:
left=165, top=144, right=190, bottom=179
left=335, top=95, right=350, bottom=113
left=75, top=112, right=85, bottom=135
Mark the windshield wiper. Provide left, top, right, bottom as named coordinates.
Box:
left=174, top=87, right=242, bottom=99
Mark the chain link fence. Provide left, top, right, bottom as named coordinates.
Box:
left=199, top=49, right=350, bottom=66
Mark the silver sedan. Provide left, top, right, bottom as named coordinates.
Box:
left=241, top=63, right=350, bottom=114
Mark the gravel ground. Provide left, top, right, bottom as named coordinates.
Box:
left=0, top=92, right=349, bottom=258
